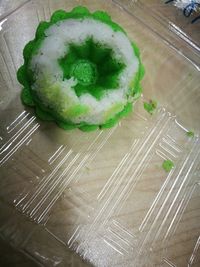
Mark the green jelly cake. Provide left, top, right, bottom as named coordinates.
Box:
left=17, top=6, right=144, bottom=131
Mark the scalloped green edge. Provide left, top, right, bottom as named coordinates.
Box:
left=17, top=6, right=144, bottom=131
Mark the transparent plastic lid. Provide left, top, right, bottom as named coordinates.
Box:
left=0, top=1, right=200, bottom=267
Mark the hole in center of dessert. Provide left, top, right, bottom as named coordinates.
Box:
left=70, top=59, right=97, bottom=86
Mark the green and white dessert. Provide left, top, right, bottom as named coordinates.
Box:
left=17, top=6, right=144, bottom=131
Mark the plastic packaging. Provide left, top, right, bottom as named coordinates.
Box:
left=0, top=0, right=200, bottom=266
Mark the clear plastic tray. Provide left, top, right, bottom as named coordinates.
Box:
left=0, top=0, right=200, bottom=266
left=139, top=0, right=200, bottom=53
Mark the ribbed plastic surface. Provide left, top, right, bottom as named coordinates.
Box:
left=0, top=0, right=200, bottom=266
